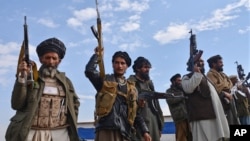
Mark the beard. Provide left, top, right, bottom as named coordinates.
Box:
left=217, top=67, right=223, bottom=72
left=174, top=83, right=183, bottom=90
left=200, top=67, right=205, bottom=74
left=139, top=72, right=150, bottom=81
left=40, top=65, right=57, bottom=78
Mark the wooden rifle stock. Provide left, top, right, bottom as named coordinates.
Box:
left=91, top=0, right=105, bottom=78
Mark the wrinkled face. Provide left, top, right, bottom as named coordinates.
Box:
left=137, top=64, right=151, bottom=80
left=112, top=56, right=128, bottom=77
left=39, top=52, right=61, bottom=68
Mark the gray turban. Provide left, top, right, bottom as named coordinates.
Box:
left=36, top=37, right=66, bottom=59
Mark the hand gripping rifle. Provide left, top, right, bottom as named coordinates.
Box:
left=91, top=0, right=105, bottom=78
left=235, top=61, right=250, bottom=87
left=186, top=29, right=203, bottom=71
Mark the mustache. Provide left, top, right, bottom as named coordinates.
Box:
left=40, top=65, right=57, bottom=78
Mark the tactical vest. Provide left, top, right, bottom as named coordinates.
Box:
left=95, top=79, right=138, bottom=126
left=31, top=78, right=68, bottom=129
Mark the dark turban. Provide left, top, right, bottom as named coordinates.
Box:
left=132, top=56, right=151, bottom=73
left=112, top=51, right=131, bottom=67
left=207, top=55, right=222, bottom=68
left=36, top=37, right=66, bottom=59
left=170, top=73, right=181, bottom=83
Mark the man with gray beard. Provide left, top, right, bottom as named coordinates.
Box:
left=5, top=37, right=80, bottom=141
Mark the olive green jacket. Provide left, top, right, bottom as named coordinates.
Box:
left=5, top=71, right=80, bottom=141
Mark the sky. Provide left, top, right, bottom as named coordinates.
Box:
left=0, top=0, right=249, bottom=140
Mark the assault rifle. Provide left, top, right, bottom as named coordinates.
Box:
left=186, top=29, right=203, bottom=72
left=235, top=61, right=250, bottom=87
left=91, top=0, right=105, bottom=78
left=23, top=16, right=34, bottom=84
left=16, top=16, right=38, bottom=86
left=235, top=61, right=245, bottom=80
left=139, top=90, right=187, bottom=100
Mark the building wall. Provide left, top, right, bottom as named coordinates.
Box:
left=77, top=115, right=176, bottom=141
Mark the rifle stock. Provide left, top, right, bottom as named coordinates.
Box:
left=91, top=0, right=105, bottom=78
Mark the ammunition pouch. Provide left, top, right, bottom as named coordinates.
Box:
left=95, top=80, right=138, bottom=127
left=95, top=81, right=118, bottom=117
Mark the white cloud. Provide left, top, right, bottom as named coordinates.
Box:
left=195, top=0, right=248, bottom=32
left=120, top=14, right=141, bottom=32
left=121, top=21, right=140, bottom=32
left=0, top=42, right=20, bottom=54
left=238, top=26, right=250, bottom=34
left=37, top=18, right=59, bottom=28
left=246, top=0, right=250, bottom=10
left=114, top=0, right=150, bottom=13
left=0, top=42, right=38, bottom=87
left=67, top=7, right=96, bottom=33
left=118, top=39, right=145, bottom=51
left=153, top=0, right=249, bottom=45
left=67, top=17, right=83, bottom=27
left=67, top=7, right=96, bottom=28
left=153, top=23, right=189, bottom=45
left=73, top=8, right=96, bottom=21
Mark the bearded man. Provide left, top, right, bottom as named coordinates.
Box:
left=128, top=56, right=164, bottom=141
left=206, top=55, right=240, bottom=126
left=5, top=37, right=80, bottom=141
left=166, top=73, right=192, bottom=141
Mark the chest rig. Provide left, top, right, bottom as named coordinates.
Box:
left=95, top=79, right=138, bottom=127
left=31, top=78, right=68, bottom=129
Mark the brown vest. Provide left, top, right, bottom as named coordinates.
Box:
left=185, top=73, right=216, bottom=121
